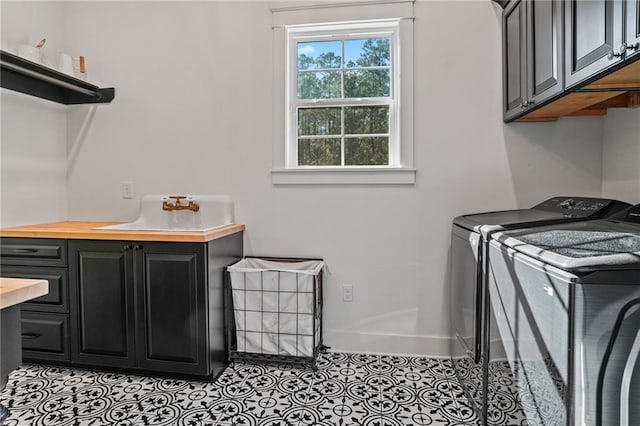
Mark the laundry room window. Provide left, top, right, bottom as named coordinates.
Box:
left=290, top=23, right=398, bottom=167
left=271, top=2, right=415, bottom=185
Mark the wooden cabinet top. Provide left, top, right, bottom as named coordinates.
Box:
left=0, top=221, right=245, bottom=243
left=0, top=278, right=48, bottom=309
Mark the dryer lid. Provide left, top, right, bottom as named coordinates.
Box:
left=453, top=196, right=628, bottom=236
left=453, top=209, right=575, bottom=235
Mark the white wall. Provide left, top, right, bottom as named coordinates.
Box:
left=602, top=109, right=640, bottom=204
left=1, top=1, right=608, bottom=356
left=1, top=1, right=68, bottom=226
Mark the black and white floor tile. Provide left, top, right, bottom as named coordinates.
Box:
left=1, top=352, right=492, bottom=426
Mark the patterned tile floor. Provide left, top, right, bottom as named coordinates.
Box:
left=0, top=352, right=480, bottom=426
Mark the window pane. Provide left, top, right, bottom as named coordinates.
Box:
left=344, top=106, right=389, bottom=135
left=298, top=138, right=341, bottom=166
left=297, top=41, right=342, bottom=70
left=344, top=69, right=390, bottom=98
left=298, top=108, right=341, bottom=136
left=345, top=38, right=390, bottom=68
left=344, top=137, right=388, bottom=165
left=297, top=71, right=341, bottom=99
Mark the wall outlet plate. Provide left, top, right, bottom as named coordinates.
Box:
left=343, top=284, right=353, bottom=302
left=122, top=182, right=133, bottom=199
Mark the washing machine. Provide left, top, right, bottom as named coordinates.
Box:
left=487, top=203, right=640, bottom=426
left=449, top=196, right=630, bottom=424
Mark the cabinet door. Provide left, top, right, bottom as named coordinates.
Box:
left=135, top=243, right=208, bottom=375
left=527, top=0, right=563, bottom=105
left=69, top=241, right=136, bottom=367
left=628, top=0, right=640, bottom=58
left=565, top=0, right=624, bottom=87
left=503, top=0, right=528, bottom=120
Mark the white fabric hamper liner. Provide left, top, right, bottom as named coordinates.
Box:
left=228, top=258, right=324, bottom=357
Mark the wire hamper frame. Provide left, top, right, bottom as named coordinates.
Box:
left=224, top=256, right=326, bottom=369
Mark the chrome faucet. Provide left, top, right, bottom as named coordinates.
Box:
left=162, top=196, right=200, bottom=212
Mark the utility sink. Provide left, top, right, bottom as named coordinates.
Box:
left=97, top=194, right=234, bottom=232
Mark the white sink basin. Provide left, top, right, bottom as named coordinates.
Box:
left=97, top=194, right=235, bottom=232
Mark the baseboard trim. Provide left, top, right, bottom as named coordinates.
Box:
left=325, top=330, right=455, bottom=358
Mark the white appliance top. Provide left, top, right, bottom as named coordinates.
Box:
left=493, top=220, right=640, bottom=272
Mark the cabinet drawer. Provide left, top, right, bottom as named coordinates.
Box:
left=0, top=238, right=67, bottom=267
left=21, top=312, right=69, bottom=361
left=1, top=266, right=68, bottom=313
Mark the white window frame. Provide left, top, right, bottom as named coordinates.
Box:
left=287, top=22, right=400, bottom=168
left=271, top=1, right=415, bottom=185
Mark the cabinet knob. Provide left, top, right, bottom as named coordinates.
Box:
left=607, top=51, right=622, bottom=60
left=520, top=100, right=535, bottom=108
left=124, top=244, right=133, bottom=251
left=133, top=244, right=143, bottom=250
left=627, top=42, right=639, bottom=52
left=608, top=43, right=627, bottom=60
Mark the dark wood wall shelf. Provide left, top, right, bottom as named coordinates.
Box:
left=1, top=50, right=114, bottom=105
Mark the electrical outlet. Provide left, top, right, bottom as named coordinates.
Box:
left=122, top=182, right=133, bottom=199
left=343, top=284, right=353, bottom=302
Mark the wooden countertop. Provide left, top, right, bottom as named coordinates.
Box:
left=0, top=221, right=245, bottom=243
left=0, top=278, right=48, bottom=310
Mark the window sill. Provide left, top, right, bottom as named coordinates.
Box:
left=271, top=167, right=416, bottom=185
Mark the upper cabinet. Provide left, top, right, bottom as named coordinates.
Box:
left=499, top=0, right=640, bottom=122
left=0, top=50, right=115, bottom=105
left=503, top=0, right=527, bottom=120
left=627, top=0, right=640, bottom=59
left=529, top=0, right=564, bottom=102
left=565, top=0, right=624, bottom=87
left=504, top=0, right=563, bottom=120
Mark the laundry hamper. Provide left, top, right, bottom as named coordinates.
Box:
left=226, top=257, right=325, bottom=368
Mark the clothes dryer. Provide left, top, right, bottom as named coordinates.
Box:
left=487, top=203, right=640, bottom=425
left=449, top=196, right=630, bottom=424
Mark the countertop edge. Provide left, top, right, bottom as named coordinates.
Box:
left=0, top=278, right=49, bottom=310
left=0, top=222, right=245, bottom=243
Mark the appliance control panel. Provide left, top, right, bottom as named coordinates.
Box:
left=624, top=204, right=640, bottom=223
left=533, top=197, right=619, bottom=217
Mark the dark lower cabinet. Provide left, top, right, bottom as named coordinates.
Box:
left=135, top=244, right=207, bottom=375
left=66, top=234, right=242, bottom=378
left=1, top=233, right=242, bottom=378
left=0, top=238, right=72, bottom=362
left=68, top=241, right=135, bottom=368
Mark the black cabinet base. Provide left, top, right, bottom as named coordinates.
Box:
left=21, top=358, right=229, bottom=383
left=1, top=306, right=21, bottom=426
left=3, top=233, right=243, bottom=380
